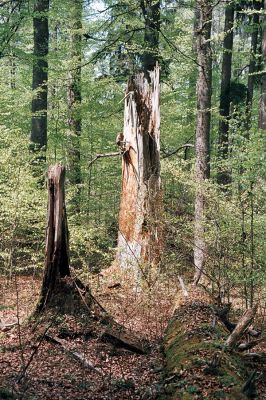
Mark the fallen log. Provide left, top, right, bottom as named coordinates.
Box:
left=224, top=304, right=258, bottom=351
left=45, top=334, right=102, bottom=374
left=242, top=352, right=266, bottom=363
left=238, top=337, right=264, bottom=352
left=102, top=320, right=147, bottom=354
left=163, top=291, right=249, bottom=399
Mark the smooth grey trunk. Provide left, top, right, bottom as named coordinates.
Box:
left=217, top=1, right=234, bottom=186
left=117, top=65, right=162, bottom=275
left=67, top=0, right=82, bottom=199
left=246, top=0, right=261, bottom=129
left=193, top=0, right=212, bottom=285
left=30, top=0, right=49, bottom=155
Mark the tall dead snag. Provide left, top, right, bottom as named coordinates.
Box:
left=37, top=165, right=91, bottom=313
left=193, top=1, right=212, bottom=285
left=117, top=64, right=162, bottom=275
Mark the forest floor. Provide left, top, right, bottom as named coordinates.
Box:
left=0, top=273, right=265, bottom=400
left=0, top=272, right=177, bottom=400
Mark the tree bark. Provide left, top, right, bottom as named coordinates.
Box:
left=217, top=1, right=234, bottom=186
left=67, top=0, right=82, bottom=205
left=30, top=0, right=49, bottom=156
left=117, top=64, right=163, bottom=276
left=37, top=165, right=91, bottom=313
left=193, top=0, right=212, bottom=285
left=246, top=0, right=262, bottom=129
left=259, top=1, right=266, bottom=129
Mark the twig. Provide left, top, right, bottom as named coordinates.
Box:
left=17, top=318, right=55, bottom=384
left=178, top=276, right=189, bottom=297
left=162, top=144, right=194, bottom=158
left=88, top=152, right=121, bottom=168
left=44, top=334, right=102, bottom=374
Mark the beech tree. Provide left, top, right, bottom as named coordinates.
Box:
left=217, top=0, right=234, bottom=186
left=246, top=0, right=262, bottom=128
left=30, top=0, right=49, bottom=157
left=67, top=0, right=82, bottom=195
left=193, top=0, right=212, bottom=285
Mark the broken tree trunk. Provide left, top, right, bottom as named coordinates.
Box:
left=36, top=165, right=147, bottom=353
left=163, top=290, right=250, bottom=399
left=117, top=64, right=163, bottom=275
left=36, top=164, right=91, bottom=313
left=225, top=304, right=258, bottom=351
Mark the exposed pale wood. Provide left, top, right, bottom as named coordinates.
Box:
left=238, top=337, right=264, bottom=352
left=215, top=304, right=260, bottom=338
left=45, top=334, right=102, bottom=374
left=225, top=304, right=258, bottom=350
left=117, top=64, right=163, bottom=274
left=178, top=275, right=189, bottom=297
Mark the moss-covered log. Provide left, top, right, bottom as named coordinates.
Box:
left=162, top=290, right=252, bottom=400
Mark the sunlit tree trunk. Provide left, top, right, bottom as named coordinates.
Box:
left=30, top=0, right=49, bottom=157
left=246, top=0, right=261, bottom=129
left=193, top=0, right=212, bottom=285
left=116, top=2, right=162, bottom=276
left=67, top=0, right=82, bottom=208
left=217, top=1, right=234, bottom=186
left=117, top=65, right=162, bottom=275
left=259, top=1, right=266, bottom=129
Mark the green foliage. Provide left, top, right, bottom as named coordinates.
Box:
left=0, top=0, right=265, bottom=314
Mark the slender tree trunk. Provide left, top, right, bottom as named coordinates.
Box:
left=246, top=0, right=261, bottom=129
left=140, top=0, right=160, bottom=76
left=217, top=1, right=234, bottom=186
left=30, top=0, right=49, bottom=156
left=117, top=65, right=162, bottom=276
left=259, top=1, right=266, bottom=129
left=193, top=0, right=212, bottom=285
left=67, top=0, right=82, bottom=205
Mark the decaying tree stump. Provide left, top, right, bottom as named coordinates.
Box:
left=36, top=165, right=91, bottom=313
left=36, top=164, right=146, bottom=354
left=117, top=64, right=163, bottom=275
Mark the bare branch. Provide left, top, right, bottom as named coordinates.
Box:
left=88, top=152, right=121, bottom=168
